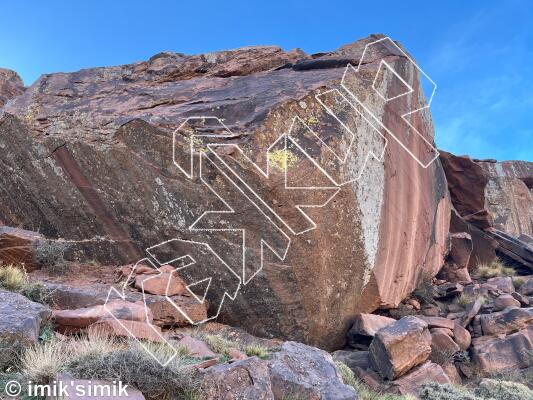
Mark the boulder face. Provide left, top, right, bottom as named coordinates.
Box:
left=0, top=34, right=450, bottom=349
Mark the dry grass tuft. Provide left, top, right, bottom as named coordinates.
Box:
left=244, top=344, right=269, bottom=359
left=474, top=260, right=515, bottom=279
left=0, top=265, right=27, bottom=291
left=21, top=340, right=73, bottom=383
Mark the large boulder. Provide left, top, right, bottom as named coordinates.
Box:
left=479, top=307, right=533, bottom=336
left=0, top=35, right=450, bottom=348
left=268, top=341, right=357, bottom=399
left=0, top=68, right=24, bottom=108
left=369, top=316, right=432, bottom=380
left=0, top=289, right=51, bottom=366
left=471, top=325, right=533, bottom=374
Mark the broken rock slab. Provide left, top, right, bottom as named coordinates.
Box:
left=0, top=289, right=51, bottom=366
left=390, top=361, right=451, bottom=396
left=369, top=316, right=432, bottom=380
left=471, top=325, right=533, bottom=374
left=480, top=307, right=533, bottom=336
left=347, top=313, right=395, bottom=349
left=0, top=226, right=44, bottom=271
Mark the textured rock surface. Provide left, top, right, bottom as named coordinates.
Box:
left=268, top=341, right=357, bottom=399
left=0, top=35, right=450, bottom=348
left=390, top=361, right=451, bottom=396
left=369, top=316, right=432, bottom=380
left=478, top=160, right=533, bottom=241
left=0, top=226, right=44, bottom=271
left=201, top=357, right=274, bottom=400
left=0, top=68, right=24, bottom=108
left=0, top=289, right=51, bottom=366
left=471, top=325, right=533, bottom=374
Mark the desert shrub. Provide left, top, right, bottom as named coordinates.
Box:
left=34, top=239, right=70, bottom=275
left=430, top=348, right=457, bottom=366
left=512, top=277, right=526, bottom=288
left=474, top=260, right=515, bottom=279
left=245, top=344, right=269, bottom=359
left=65, top=344, right=200, bottom=400
left=419, top=382, right=481, bottom=400
left=413, top=273, right=436, bottom=304
left=475, top=379, right=533, bottom=400
left=456, top=292, right=476, bottom=308
left=334, top=361, right=411, bottom=400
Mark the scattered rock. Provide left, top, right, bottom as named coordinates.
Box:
left=332, top=350, right=371, bottom=371
left=369, top=316, right=432, bottom=380
left=493, top=294, right=521, bottom=311
left=268, top=341, right=357, bottom=399
left=53, top=299, right=150, bottom=330
left=0, top=290, right=51, bottom=366
left=390, top=361, right=451, bottom=396
left=416, top=316, right=455, bottom=330
left=347, top=313, right=395, bottom=348
left=519, top=278, right=533, bottom=296
left=201, top=357, right=274, bottom=400
left=135, top=271, right=188, bottom=296
left=471, top=326, right=533, bottom=374
left=460, top=297, right=483, bottom=327
left=0, top=226, right=44, bottom=271
left=452, top=324, right=471, bottom=350
left=511, top=291, right=530, bottom=306
left=487, top=276, right=515, bottom=293
left=176, top=335, right=217, bottom=359
left=480, top=307, right=532, bottom=335
left=441, top=363, right=462, bottom=385
left=93, top=318, right=165, bottom=342
left=431, top=331, right=460, bottom=355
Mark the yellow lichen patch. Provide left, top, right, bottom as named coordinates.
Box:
left=268, top=149, right=298, bottom=170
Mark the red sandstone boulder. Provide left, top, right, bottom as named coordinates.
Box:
left=0, top=226, right=43, bottom=271
left=480, top=307, right=532, bottom=336
left=471, top=325, right=533, bottom=374
left=493, top=294, right=521, bottom=311
left=390, top=361, right=451, bottom=396
left=176, top=335, right=217, bottom=359
left=135, top=271, right=188, bottom=296
left=53, top=299, right=150, bottom=329
left=0, top=35, right=451, bottom=348
left=452, top=323, right=471, bottom=351
left=93, top=318, right=165, bottom=342
left=369, top=316, right=432, bottom=380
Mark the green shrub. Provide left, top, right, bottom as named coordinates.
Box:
left=419, top=382, right=482, bottom=400
left=34, top=239, right=70, bottom=275
left=475, top=379, right=533, bottom=400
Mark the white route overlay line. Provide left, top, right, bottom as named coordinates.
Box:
left=104, top=35, right=440, bottom=366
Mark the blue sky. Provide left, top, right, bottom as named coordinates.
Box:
left=1, top=0, right=531, bottom=161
